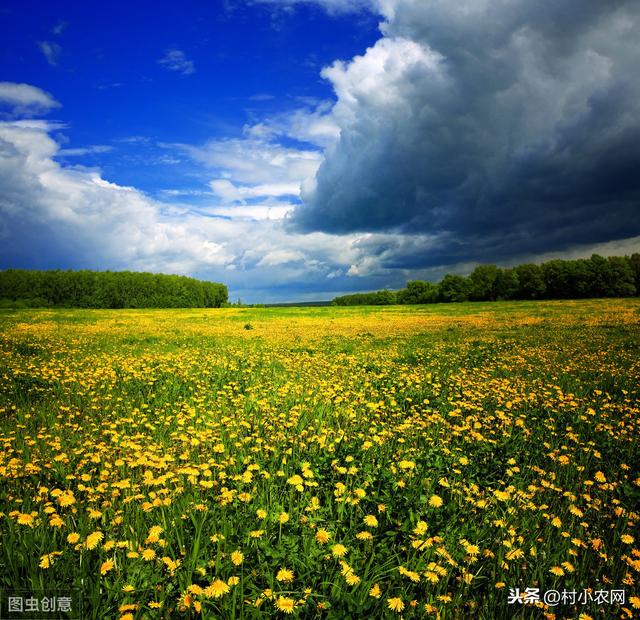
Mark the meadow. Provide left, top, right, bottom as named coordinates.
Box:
left=0, top=300, right=639, bottom=619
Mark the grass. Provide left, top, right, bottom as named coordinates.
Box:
left=0, top=299, right=639, bottom=619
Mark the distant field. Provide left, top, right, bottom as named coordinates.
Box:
left=1, top=300, right=639, bottom=619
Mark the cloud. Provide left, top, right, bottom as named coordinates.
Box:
left=291, top=0, right=640, bottom=266
left=0, top=82, right=61, bottom=118
left=57, top=145, right=114, bottom=157
left=38, top=41, right=63, bottom=66
left=209, top=179, right=301, bottom=202
left=0, top=119, right=372, bottom=302
left=171, top=132, right=323, bottom=187
left=251, top=0, right=374, bottom=14
left=158, top=49, right=195, bottom=75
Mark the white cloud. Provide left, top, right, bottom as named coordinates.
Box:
left=158, top=49, right=195, bottom=75
left=0, top=82, right=61, bottom=117
left=57, top=145, right=114, bottom=156
left=174, top=134, right=322, bottom=186
left=38, top=41, right=62, bottom=66
left=209, top=179, right=301, bottom=201
left=252, top=0, right=374, bottom=14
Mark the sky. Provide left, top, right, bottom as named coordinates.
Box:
left=1, top=0, right=639, bottom=303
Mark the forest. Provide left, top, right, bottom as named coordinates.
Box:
left=0, top=269, right=228, bottom=308
left=332, top=253, right=640, bottom=305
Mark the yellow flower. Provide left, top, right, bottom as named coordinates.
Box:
left=345, top=572, right=361, bottom=586
left=356, top=531, right=373, bottom=541
left=629, top=596, right=640, bottom=609
left=39, top=553, right=59, bottom=568
left=100, top=559, right=115, bottom=575
left=429, top=495, right=443, bottom=508
left=250, top=530, right=264, bottom=538
left=369, top=584, right=381, bottom=598
left=387, top=597, right=405, bottom=612
left=85, top=531, right=104, bottom=550
left=363, top=515, right=378, bottom=527
left=204, top=579, right=230, bottom=599
left=275, top=596, right=295, bottom=614
left=594, top=471, right=606, bottom=483
left=16, top=513, right=35, bottom=527
left=413, top=521, right=428, bottom=536
left=315, top=529, right=330, bottom=544
left=621, top=534, right=634, bottom=544
left=256, top=509, right=267, bottom=519
left=278, top=512, right=289, bottom=524
left=231, top=550, right=244, bottom=565
left=141, top=548, right=156, bottom=561
left=276, top=568, right=294, bottom=583
left=67, top=533, right=80, bottom=544
left=331, top=544, right=347, bottom=557
left=549, top=566, right=564, bottom=576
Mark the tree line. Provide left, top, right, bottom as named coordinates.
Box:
left=0, top=269, right=228, bottom=308
left=332, top=254, right=640, bottom=306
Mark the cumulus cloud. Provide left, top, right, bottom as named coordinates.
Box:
left=171, top=129, right=323, bottom=191
left=292, top=0, right=640, bottom=266
left=158, top=49, right=195, bottom=75
left=0, top=119, right=379, bottom=301
left=0, top=82, right=61, bottom=118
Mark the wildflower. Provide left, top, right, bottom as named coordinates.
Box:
left=621, top=535, right=634, bottom=544
left=278, top=512, right=289, bottom=524
left=315, top=529, right=330, bottom=544
left=204, top=579, right=230, bottom=599
left=594, top=471, right=606, bottom=483
left=276, top=568, right=294, bottom=583
left=231, top=550, right=244, bottom=565
left=369, top=584, right=381, bottom=598
left=549, top=566, right=565, bottom=576
left=275, top=597, right=295, bottom=614
left=387, top=597, right=405, bottom=612
left=85, top=531, right=104, bottom=550
left=257, top=509, right=267, bottom=519
left=67, top=533, right=80, bottom=544
left=363, top=515, right=378, bottom=527
left=141, top=548, right=156, bottom=561
left=100, top=559, right=115, bottom=575
left=331, top=544, right=347, bottom=558
left=414, top=521, right=428, bottom=536
left=16, top=513, right=35, bottom=527
left=429, top=495, right=443, bottom=508
left=39, top=553, right=61, bottom=568
left=356, top=531, right=373, bottom=541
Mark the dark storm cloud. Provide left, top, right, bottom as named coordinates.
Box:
left=292, top=0, right=640, bottom=263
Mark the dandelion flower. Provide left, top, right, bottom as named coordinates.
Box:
left=231, top=550, right=244, bottom=566
left=275, top=596, right=295, bottom=614
left=315, top=529, right=330, bottom=544
left=204, top=579, right=230, bottom=599
left=100, top=559, right=114, bottom=575
left=141, top=548, right=156, bottom=561
left=549, top=566, right=564, bottom=576
left=363, top=515, right=378, bottom=527
left=17, top=513, right=35, bottom=527
left=85, top=531, right=104, bottom=550
left=67, top=533, right=80, bottom=544
left=387, top=597, right=405, bottom=612
left=369, top=584, right=381, bottom=598
left=331, top=544, right=347, bottom=558
left=429, top=495, right=443, bottom=508
left=276, top=568, right=294, bottom=583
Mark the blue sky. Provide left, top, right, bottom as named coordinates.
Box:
left=1, top=0, right=639, bottom=302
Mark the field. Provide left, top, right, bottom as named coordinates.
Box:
left=1, top=300, right=639, bottom=619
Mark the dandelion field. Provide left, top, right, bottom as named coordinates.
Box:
left=1, top=300, right=639, bottom=619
